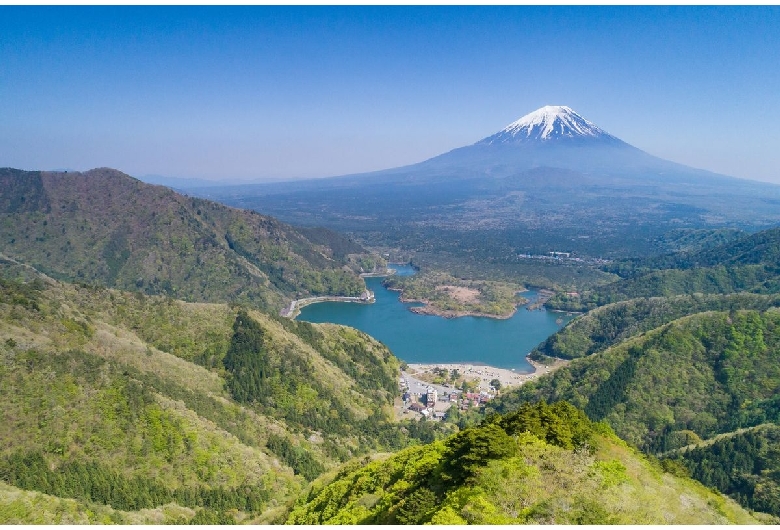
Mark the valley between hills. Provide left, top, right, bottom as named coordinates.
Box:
left=3, top=107, right=780, bottom=524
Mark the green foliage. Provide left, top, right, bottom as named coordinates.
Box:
left=286, top=401, right=758, bottom=525
left=583, top=346, right=640, bottom=420
left=0, top=168, right=374, bottom=312
left=441, top=424, right=517, bottom=485
left=266, top=435, right=325, bottom=481
left=496, top=400, right=595, bottom=450
left=0, top=451, right=269, bottom=516
left=536, top=292, right=780, bottom=361
left=223, top=310, right=271, bottom=404
left=670, top=425, right=780, bottom=517
left=496, top=308, right=780, bottom=456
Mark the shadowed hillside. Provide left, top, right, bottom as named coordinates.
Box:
left=0, top=167, right=379, bottom=313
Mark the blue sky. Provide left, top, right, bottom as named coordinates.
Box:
left=2, top=6, right=779, bottom=183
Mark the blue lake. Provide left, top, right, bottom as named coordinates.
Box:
left=297, top=264, right=573, bottom=372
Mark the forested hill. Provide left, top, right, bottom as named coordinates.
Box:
left=664, top=424, right=780, bottom=517
left=487, top=305, right=780, bottom=521
left=618, top=227, right=780, bottom=273
left=548, top=225, right=780, bottom=311
left=0, top=261, right=435, bottom=523
left=0, top=167, right=381, bottom=312
left=286, top=401, right=757, bottom=525
left=534, top=292, right=780, bottom=361
left=499, top=308, right=780, bottom=452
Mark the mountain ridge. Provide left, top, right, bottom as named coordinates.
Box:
left=0, top=167, right=381, bottom=312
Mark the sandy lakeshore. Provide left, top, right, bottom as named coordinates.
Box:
left=406, top=357, right=568, bottom=392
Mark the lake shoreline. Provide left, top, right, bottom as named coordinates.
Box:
left=407, top=356, right=569, bottom=391
left=296, top=264, right=574, bottom=369
left=282, top=291, right=374, bottom=319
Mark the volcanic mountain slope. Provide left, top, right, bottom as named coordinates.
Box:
left=0, top=167, right=381, bottom=313
left=198, top=106, right=780, bottom=266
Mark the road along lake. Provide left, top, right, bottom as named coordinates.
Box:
left=297, top=264, right=573, bottom=372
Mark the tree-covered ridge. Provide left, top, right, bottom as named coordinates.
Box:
left=665, top=424, right=780, bottom=518
left=221, top=310, right=400, bottom=443
left=534, top=292, right=780, bottom=361
left=0, top=167, right=374, bottom=312
left=614, top=226, right=780, bottom=274
left=548, top=263, right=780, bottom=311
left=0, top=263, right=446, bottom=523
left=0, top=479, right=202, bottom=524
left=651, top=227, right=747, bottom=254
left=493, top=309, right=780, bottom=456
left=548, top=226, right=780, bottom=312
left=286, top=401, right=757, bottom=525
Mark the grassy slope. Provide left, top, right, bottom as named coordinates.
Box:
left=0, top=167, right=372, bottom=312
left=0, top=263, right=403, bottom=523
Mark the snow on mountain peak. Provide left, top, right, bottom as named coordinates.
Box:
left=480, top=106, right=616, bottom=144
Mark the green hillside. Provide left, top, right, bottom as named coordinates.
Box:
left=665, top=424, right=780, bottom=518
left=547, top=226, right=780, bottom=311
left=628, top=227, right=780, bottom=272
left=534, top=292, right=780, bottom=361
left=496, top=309, right=780, bottom=452
left=0, top=167, right=378, bottom=312
left=0, top=262, right=426, bottom=523
left=286, top=401, right=758, bottom=525
left=486, top=282, right=780, bottom=521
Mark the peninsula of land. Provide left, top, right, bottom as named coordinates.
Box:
left=383, top=271, right=529, bottom=320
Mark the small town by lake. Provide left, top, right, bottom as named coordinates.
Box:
left=297, top=264, right=573, bottom=372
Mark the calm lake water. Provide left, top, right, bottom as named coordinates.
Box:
left=297, top=264, right=573, bottom=372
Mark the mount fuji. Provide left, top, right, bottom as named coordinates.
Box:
left=195, top=105, right=780, bottom=257
left=479, top=105, right=619, bottom=144
left=373, top=105, right=716, bottom=183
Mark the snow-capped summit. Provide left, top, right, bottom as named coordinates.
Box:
left=478, top=105, right=619, bottom=144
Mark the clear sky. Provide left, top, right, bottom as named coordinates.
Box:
left=2, top=6, right=779, bottom=184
